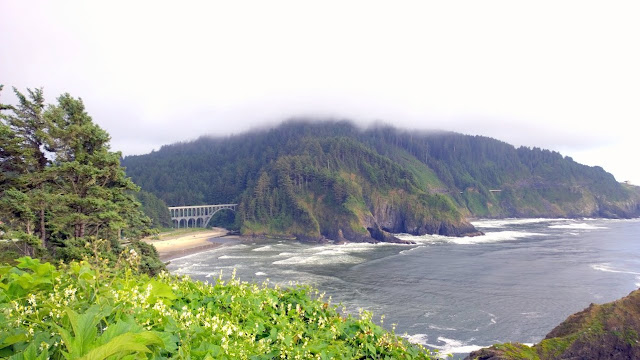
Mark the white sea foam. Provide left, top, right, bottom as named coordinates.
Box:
left=278, top=252, right=296, bottom=256
left=549, top=223, right=607, bottom=230
left=225, top=243, right=249, bottom=249
left=255, top=271, right=267, bottom=276
left=430, top=337, right=483, bottom=355
left=252, top=245, right=274, bottom=252
left=471, top=218, right=558, bottom=229
left=484, top=311, right=497, bottom=325
left=635, top=276, right=640, bottom=288
left=395, top=233, right=454, bottom=244
left=404, top=334, right=484, bottom=356
left=396, top=230, right=543, bottom=245
left=521, top=312, right=542, bottom=319
left=422, top=311, right=435, bottom=318
left=428, top=325, right=456, bottom=331
left=400, top=246, right=427, bottom=255
left=315, top=249, right=347, bottom=256
left=451, top=231, right=544, bottom=245
left=404, top=333, right=429, bottom=345
left=172, top=269, right=219, bottom=277
left=273, top=254, right=364, bottom=265
left=590, top=263, right=640, bottom=275
left=218, top=255, right=259, bottom=259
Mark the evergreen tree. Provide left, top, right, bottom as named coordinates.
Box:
left=0, top=86, right=162, bottom=273
left=45, top=93, right=152, bottom=243
left=0, top=86, right=52, bottom=252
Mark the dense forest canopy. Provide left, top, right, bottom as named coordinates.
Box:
left=122, top=120, right=640, bottom=241
left=0, top=85, right=163, bottom=273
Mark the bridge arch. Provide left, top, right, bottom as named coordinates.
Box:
left=168, top=204, right=238, bottom=228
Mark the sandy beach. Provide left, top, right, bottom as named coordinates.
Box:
left=144, top=227, right=237, bottom=261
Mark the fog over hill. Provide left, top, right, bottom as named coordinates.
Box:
left=122, top=120, right=640, bottom=242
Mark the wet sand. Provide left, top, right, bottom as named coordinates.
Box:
left=144, top=228, right=239, bottom=261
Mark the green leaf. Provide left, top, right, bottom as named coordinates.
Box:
left=16, top=257, right=41, bottom=271
left=149, top=279, right=176, bottom=301
left=78, top=332, right=162, bottom=360
left=63, top=305, right=112, bottom=357
left=0, top=265, right=12, bottom=278
left=0, top=331, right=28, bottom=349
left=367, top=342, right=377, bottom=356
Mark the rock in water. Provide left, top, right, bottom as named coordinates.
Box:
left=466, top=288, right=640, bottom=359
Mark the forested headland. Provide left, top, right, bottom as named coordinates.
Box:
left=0, top=87, right=441, bottom=359
left=122, top=120, right=640, bottom=242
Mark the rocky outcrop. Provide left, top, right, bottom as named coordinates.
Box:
left=370, top=199, right=482, bottom=237
left=466, top=289, right=640, bottom=360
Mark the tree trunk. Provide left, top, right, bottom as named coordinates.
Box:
left=40, top=207, right=46, bottom=248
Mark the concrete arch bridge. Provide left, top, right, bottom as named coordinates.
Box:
left=169, top=204, right=237, bottom=228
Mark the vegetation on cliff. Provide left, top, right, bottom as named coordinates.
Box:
left=466, top=288, right=640, bottom=360
left=0, top=256, right=436, bottom=359
left=0, top=86, right=163, bottom=274
left=122, top=120, right=640, bottom=240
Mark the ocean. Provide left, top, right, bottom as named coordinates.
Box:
left=168, top=218, right=640, bottom=358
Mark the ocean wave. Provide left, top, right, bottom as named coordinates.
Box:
left=315, top=249, right=347, bottom=256
left=301, top=242, right=393, bottom=256
left=172, top=269, right=221, bottom=277
left=451, top=231, right=544, bottom=245
left=273, top=254, right=364, bottom=265
left=428, top=325, right=456, bottom=331
left=404, top=333, right=429, bottom=345
left=252, top=245, right=274, bottom=252
left=222, top=243, right=249, bottom=250
left=395, top=231, right=543, bottom=245
left=395, top=233, right=454, bottom=244
left=278, top=252, right=296, bottom=257
left=400, top=246, right=427, bottom=255
left=520, top=312, right=542, bottom=319
left=431, top=337, right=484, bottom=355
left=471, top=218, right=559, bottom=229
left=549, top=223, right=608, bottom=230
left=590, top=263, right=640, bottom=275
left=255, top=271, right=267, bottom=276
left=218, top=255, right=259, bottom=259
left=405, top=334, right=484, bottom=355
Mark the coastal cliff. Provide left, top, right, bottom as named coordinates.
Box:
left=122, top=120, right=640, bottom=240
left=466, top=288, right=640, bottom=360
left=237, top=138, right=481, bottom=242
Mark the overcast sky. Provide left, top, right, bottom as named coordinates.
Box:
left=2, top=1, right=639, bottom=184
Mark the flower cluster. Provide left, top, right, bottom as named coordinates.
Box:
left=0, top=256, right=436, bottom=359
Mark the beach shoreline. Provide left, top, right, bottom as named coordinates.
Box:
left=144, top=228, right=240, bottom=261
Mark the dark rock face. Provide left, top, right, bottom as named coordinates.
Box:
left=371, top=201, right=482, bottom=238
left=466, top=289, right=640, bottom=360
left=298, top=202, right=481, bottom=244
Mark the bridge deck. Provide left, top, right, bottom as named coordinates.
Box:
left=168, top=204, right=237, bottom=228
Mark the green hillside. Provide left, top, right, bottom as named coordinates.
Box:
left=467, top=288, right=640, bottom=359
left=122, top=120, right=640, bottom=241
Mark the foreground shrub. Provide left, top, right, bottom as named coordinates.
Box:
left=0, top=255, right=436, bottom=359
